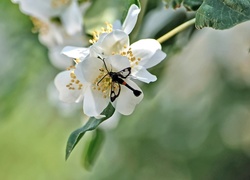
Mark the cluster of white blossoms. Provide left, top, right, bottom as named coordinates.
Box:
left=55, top=4, right=167, bottom=117
left=12, top=0, right=90, bottom=69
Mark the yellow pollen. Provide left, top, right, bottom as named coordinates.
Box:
left=51, top=0, right=71, bottom=8
left=66, top=70, right=83, bottom=90
left=74, top=58, right=80, bottom=64
left=30, top=17, right=49, bottom=35
left=89, top=22, right=113, bottom=44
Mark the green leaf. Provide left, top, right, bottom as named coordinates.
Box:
left=163, top=0, right=203, bottom=11
left=84, top=0, right=140, bottom=35
left=81, top=128, right=105, bottom=170
left=196, top=0, right=250, bottom=29
left=65, top=103, right=115, bottom=160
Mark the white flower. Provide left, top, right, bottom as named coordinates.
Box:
left=12, top=0, right=86, bottom=35
left=73, top=55, right=143, bottom=116
left=61, top=4, right=166, bottom=82
left=54, top=4, right=166, bottom=117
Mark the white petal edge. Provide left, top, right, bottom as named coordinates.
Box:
left=130, top=39, right=166, bottom=68
left=83, top=86, right=109, bottom=117
left=112, top=79, right=143, bottom=115
left=122, top=4, right=140, bottom=34
left=99, top=110, right=121, bottom=129
left=131, top=66, right=157, bottom=83
left=61, top=46, right=89, bottom=60
left=143, top=49, right=167, bottom=69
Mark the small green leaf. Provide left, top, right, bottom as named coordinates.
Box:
left=164, top=0, right=203, bottom=11
left=196, top=0, right=250, bottom=29
left=65, top=103, right=115, bottom=160
left=81, top=128, right=105, bottom=170
left=84, top=0, right=140, bottom=35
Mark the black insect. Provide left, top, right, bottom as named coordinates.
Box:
left=97, top=56, right=142, bottom=102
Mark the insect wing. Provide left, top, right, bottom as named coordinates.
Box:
left=117, top=67, right=131, bottom=78
left=110, top=82, right=121, bottom=102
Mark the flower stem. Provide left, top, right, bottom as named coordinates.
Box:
left=157, top=18, right=196, bottom=44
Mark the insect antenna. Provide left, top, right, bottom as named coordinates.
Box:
left=97, top=56, right=109, bottom=72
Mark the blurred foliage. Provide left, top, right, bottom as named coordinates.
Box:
left=163, top=0, right=203, bottom=11
left=2, top=0, right=250, bottom=179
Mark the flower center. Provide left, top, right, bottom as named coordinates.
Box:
left=92, top=67, right=112, bottom=98
left=65, top=59, right=83, bottom=90
left=66, top=70, right=83, bottom=90
left=113, top=45, right=142, bottom=67
left=30, top=17, right=49, bottom=34
left=89, top=22, right=113, bottom=44
left=51, top=0, right=71, bottom=8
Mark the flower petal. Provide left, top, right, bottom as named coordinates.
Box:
left=60, top=0, right=83, bottom=35
left=131, top=66, right=157, bottom=83
left=13, top=0, right=59, bottom=21
left=83, top=86, right=109, bottom=117
left=130, top=39, right=166, bottom=68
left=108, top=55, right=130, bottom=72
left=54, top=71, right=84, bottom=103
left=112, top=20, right=122, bottom=30
left=61, top=46, right=89, bottom=60
left=143, top=49, right=167, bottom=69
left=38, top=21, right=64, bottom=47
left=76, top=57, right=103, bottom=83
left=99, top=110, right=121, bottom=129
left=96, top=30, right=129, bottom=55
left=48, top=46, right=73, bottom=69
left=112, top=79, right=143, bottom=115
left=122, top=4, right=140, bottom=34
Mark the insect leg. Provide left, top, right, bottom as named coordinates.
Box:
left=97, top=73, right=109, bottom=86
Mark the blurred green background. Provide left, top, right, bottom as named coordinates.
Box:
left=2, top=0, right=250, bottom=179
